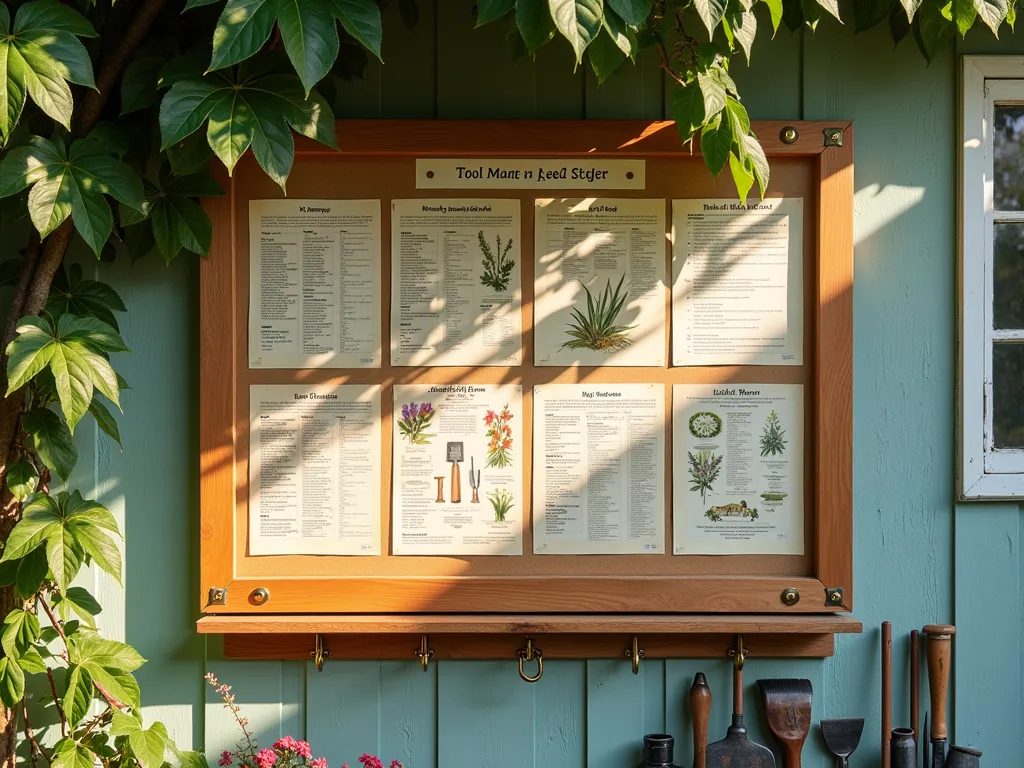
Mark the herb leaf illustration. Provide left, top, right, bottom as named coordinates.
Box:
left=760, top=409, right=787, bottom=456
left=479, top=230, right=515, bottom=291
left=560, top=273, right=636, bottom=352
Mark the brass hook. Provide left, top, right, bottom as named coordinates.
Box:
left=415, top=635, right=434, bottom=672
left=310, top=633, right=331, bottom=672
left=626, top=636, right=645, bottom=675
left=727, top=634, right=747, bottom=669
left=517, top=638, right=543, bottom=683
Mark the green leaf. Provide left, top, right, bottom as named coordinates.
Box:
left=729, top=151, right=755, bottom=204
left=180, top=752, right=212, bottom=768
left=973, top=0, right=1008, bottom=33
left=47, top=264, right=127, bottom=331
left=742, top=132, right=769, bottom=197
left=89, top=397, right=122, bottom=448
left=814, top=0, right=843, bottom=20
left=802, top=0, right=822, bottom=29
left=110, top=711, right=140, bottom=736
left=728, top=8, right=757, bottom=62
left=606, top=0, right=652, bottom=25
left=16, top=646, right=47, bottom=674
left=762, top=0, right=785, bottom=32
left=53, top=738, right=93, bottom=768
left=694, top=0, right=728, bottom=37
left=160, top=71, right=336, bottom=191
left=901, top=0, right=923, bottom=20
left=184, top=0, right=224, bottom=9
left=22, top=408, right=77, bottom=478
left=0, top=1, right=97, bottom=145
left=517, top=0, right=557, bottom=51
left=209, top=0, right=278, bottom=72
left=700, top=115, right=732, bottom=176
left=47, top=524, right=84, bottom=591
left=54, top=585, right=102, bottom=626
left=15, top=546, right=48, bottom=597
left=602, top=8, right=636, bottom=55
left=73, top=633, right=145, bottom=672
left=277, top=0, right=340, bottom=94
left=1, top=492, right=60, bottom=561
left=2, top=608, right=40, bottom=657
left=0, top=136, right=143, bottom=252
left=0, top=656, right=25, bottom=707
left=63, top=664, right=94, bottom=726
left=332, top=0, right=384, bottom=60
left=588, top=28, right=626, bottom=82
left=697, top=70, right=727, bottom=120
left=477, top=0, right=515, bottom=25
left=854, top=0, right=895, bottom=30
left=121, top=56, right=165, bottom=115
left=550, top=0, right=604, bottom=63
left=915, top=0, right=955, bottom=61
left=891, top=1, right=913, bottom=40
left=953, top=0, right=978, bottom=33
left=6, top=457, right=38, bottom=502
left=724, top=95, right=751, bottom=137
left=671, top=83, right=704, bottom=141
left=130, top=721, right=170, bottom=768
left=147, top=187, right=216, bottom=261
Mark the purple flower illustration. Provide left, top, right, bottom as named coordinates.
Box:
left=398, top=401, right=435, bottom=445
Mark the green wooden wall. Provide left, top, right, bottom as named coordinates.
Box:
left=78, top=3, right=1023, bottom=765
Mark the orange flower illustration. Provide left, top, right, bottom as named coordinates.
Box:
left=484, top=403, right=514, bottom=468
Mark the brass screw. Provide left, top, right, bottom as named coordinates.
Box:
left=830, top=591, right=842, bottom=603
left=781, top=588, right=800, bottom=606
left=780, top=126, right=799, bottom=144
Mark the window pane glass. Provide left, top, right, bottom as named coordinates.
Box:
left=994, top=223, right=1024, bottom=328
left=994, top=106, right=1024, bottom=211
left=992, top=343, right=1024, bottom=448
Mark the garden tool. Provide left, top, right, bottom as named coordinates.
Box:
left=923, top=713, right=929, bottom=768
left=923, top=625, right=956, bottom=768
left=758, top=678, right=812, bottom=767
left=910, top=630, right=920, bottom=742
left=820, top=718, right=863, bottom=767
left=706, top=636, right=775, bottom=768
left=447, top=441, right=463, bottom=503
left=891, top=728, right=917, bottom=768
left=469, top=456, right=481, bottom=503
left=882, top=621, right=892, bottom=768
left=690, top=673, right=711, bottom=768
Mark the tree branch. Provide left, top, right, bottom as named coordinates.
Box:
left=21, top=704, right=50, bottom=767
left=1, top=229, right=40, bottom=351
left=45, top=669, right=67, bottom=738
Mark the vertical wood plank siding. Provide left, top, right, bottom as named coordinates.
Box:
left=78, top=1, right=1023, bottom=764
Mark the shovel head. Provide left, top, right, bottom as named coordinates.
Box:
left=820, top=718, right=864, bottom=759
left=706, top=715, right=776, bottom=768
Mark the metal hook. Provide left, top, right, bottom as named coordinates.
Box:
left=415, top=635, right=434, bottom=672
left=727, top=634, right=747, bottom=669
left=626, top=636, right=645, bottom=675
left=517, top=638, right=543, bottom=683
left=310, top=633, right=331, bottom=672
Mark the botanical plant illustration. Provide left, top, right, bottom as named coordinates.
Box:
left=687, top=450, right=724, bottom=503
left=705, top=500, right=759, bottom=522
left=398, top=402, right=435, bottom=445
left=760, top=409, right=788, bottom=456
left=479, top=230, right=515, bottom=292
left=484, top=404, right=514, bottom=467
left=689, top=411, right=723, bottom=439
left=209, top=673, right=402, bottom=768
left=561, top=274, right=636, bottom=352
left=487, top=488, right=514, bottom=522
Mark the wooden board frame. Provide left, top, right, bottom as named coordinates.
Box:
left=199, top=120, right=853, bottom=621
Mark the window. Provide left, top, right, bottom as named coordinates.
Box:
left=961, top=57, right=1024, bottom=498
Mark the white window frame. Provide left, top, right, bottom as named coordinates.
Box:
left=960, top=57, right=1024, bottom=499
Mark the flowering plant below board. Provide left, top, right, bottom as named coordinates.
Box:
left=207, top=673, right=403, bottom=768
left=398, top=401, right=435, bottom=445
left=484, top=404, right=514, bottom=467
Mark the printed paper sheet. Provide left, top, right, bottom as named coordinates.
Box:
left=672, top=383, right=803, bottom=555
left=533, top=383, right=665, bottom=555
left=248, top=199, right=381, bottom=369
left=248, top=384, right=381, bottom=556
left=535, top=198, right=666, bottom=366
left=392, top=384, right=523, bottom=555
left=391, top=199, right=523, bottom=366
left=672, top=198, right=803, bottom=366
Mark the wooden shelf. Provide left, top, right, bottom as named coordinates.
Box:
left=200, top=614, right=861, bottom=660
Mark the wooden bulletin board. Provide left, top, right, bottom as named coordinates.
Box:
left=199, top=120, right=854, bottom=628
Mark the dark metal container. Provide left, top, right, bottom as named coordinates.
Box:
left=891, top=727, right=917, bottom=768
left=945, top=746, right=981, bottom=768
left=637, top=733, right=682, bottom=768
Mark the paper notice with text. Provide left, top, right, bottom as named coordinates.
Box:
left=391, top=199, right=523, bottom=366
left=672, top=198, right=803, bottom=366
left=533, top=384, right=665, bottom=555
left=248, top=199, right=381, bottom=369
left=248, top=385, right=381, bottom=556
left=672, top=383, right=803, bottom=555
left=392, top=384, right=523, bottom=555
left=535, top=198, right=666, bottom=366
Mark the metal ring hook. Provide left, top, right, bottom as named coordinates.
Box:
left=415, top=635, right=434, bottom=672
left=517, top=638, right=543, bottom=683
left=727, top=634, right=747, bottom=669
left=310, top=633, right=331, bottom=672
left=626, top=636, right=645, bottom=675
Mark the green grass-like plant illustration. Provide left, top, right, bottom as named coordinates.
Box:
left=760, top=409, right=787, bottom=456
left=479, top=230, right=515, bottom=292
left=487, top=488, right=514, bottom=522
left=560, top=273, right=636, bottom=352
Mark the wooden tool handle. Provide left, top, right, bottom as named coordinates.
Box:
left=910, top=629, right=920, bottom=741
left=690, top=673, right=711, bottom=768
left=782, top=742, right=803, bottom=768
left=733, top=659, right=744, bottom=716
left=923, top=624, right=956, bottom=740
left=882, top=622, right=892, bottom=768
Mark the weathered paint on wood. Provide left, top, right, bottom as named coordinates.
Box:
left=71, top=0, right=1022, bottom=764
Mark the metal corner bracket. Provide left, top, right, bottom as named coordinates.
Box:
left=208, top=587, right=228, bottom=606
left=824, top=587, right=844, bottom=607
left=823, top=128, right=844, bottom=148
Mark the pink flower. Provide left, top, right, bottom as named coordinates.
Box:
left=273, top=737, right=297, bottom=752
left=390, top=762, right=403, bottom=768
left=218, top=752, right=233, bottom=767
left=310, top=759, right=328, bottom=768
left=342, top=764, right=349, bottom=768
left=255, top=749, right=278, bottom=768
left=358, top=756, right=384, bottom=768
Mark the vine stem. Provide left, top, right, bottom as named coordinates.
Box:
left=46, top=669, right=67, bottom=738
left=21, top=704, right=50, bottom=766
